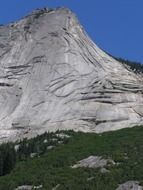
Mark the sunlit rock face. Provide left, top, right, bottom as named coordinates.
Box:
left=0, top=8, right=143, bottom=141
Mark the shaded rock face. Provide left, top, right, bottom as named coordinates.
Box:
left=0, top=8, right=143, bottom=141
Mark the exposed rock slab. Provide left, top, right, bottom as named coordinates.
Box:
left=0, top=8, right=143, bottom=141
left=116, top=181, right=143, bottom=190
left=15, top=185, right=42, bottom=190
left=71, top=155, right=115, bottom=169
left=15, top=185, right=32, bottom=190
left=52, top=184, right=60, bottom=190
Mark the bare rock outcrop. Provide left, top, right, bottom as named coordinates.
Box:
left=15, top=185, right=32, bottom=190
left=116, top=181, right=143, bottom=190
left=71, top=155, right=116, bottom=170
left=0, top=8, right=143, bottom=141
left=15, top=185, right=42, bottom=190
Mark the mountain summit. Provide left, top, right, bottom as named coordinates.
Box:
left=0, top=8, right=143, bottom=141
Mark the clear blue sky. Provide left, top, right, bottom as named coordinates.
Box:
left=0, top=0, right=143, bottom=62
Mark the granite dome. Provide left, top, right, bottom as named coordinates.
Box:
left=0, top=8, right=143, bottom=141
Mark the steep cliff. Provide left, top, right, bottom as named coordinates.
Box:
left=0, top=8, right=143, bottom=141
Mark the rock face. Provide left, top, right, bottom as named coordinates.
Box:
left=71, top=155, right=115, bottom=169
left=116, top=181, right=143, bottom=190
left=15, top=185, right=32, bottom=190
left=0, top=8, right=143, bottom=141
